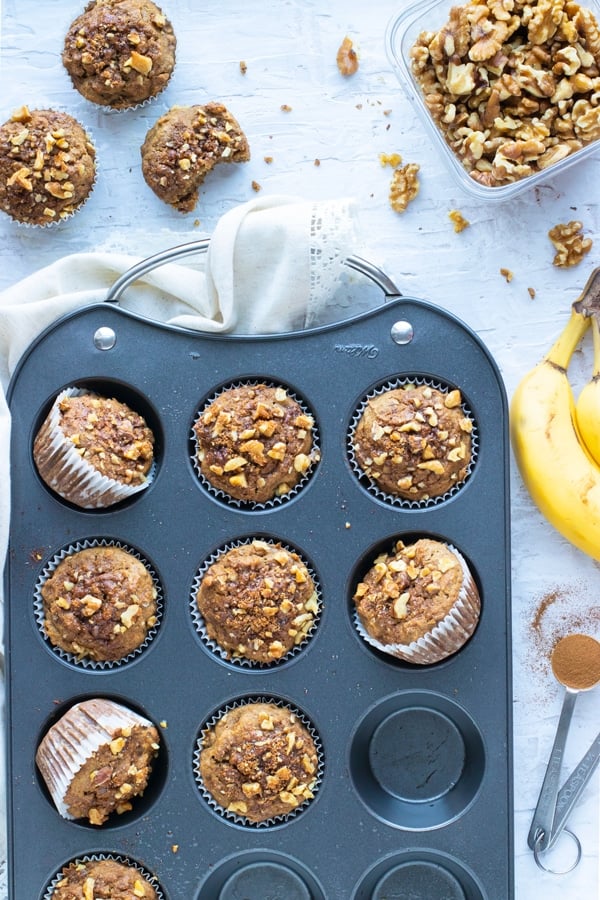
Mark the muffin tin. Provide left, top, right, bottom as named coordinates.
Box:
left=5, top=251, right=513, bottom=898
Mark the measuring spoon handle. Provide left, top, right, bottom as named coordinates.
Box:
left=547, top=730, right=600, bottom=849
left=527, top=689, right=578, bottom=851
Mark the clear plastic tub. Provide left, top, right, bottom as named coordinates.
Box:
left=386, top=0, right=600, bottom=201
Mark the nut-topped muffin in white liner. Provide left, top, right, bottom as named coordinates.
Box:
left=44, top=853, right=164, bottom=900
left=35, top=698, right=160, bottom=826
left=191, top=380, right=320, bottom=510
left=33, top=387, right=156, bottom=508
left=353, top=538, right=481, bottom=665
left=190, top=538, right=321, bottom=668
left=193, top=697, right=323, bottom=828
left=34, top=539, right=163, bottom=670
left=348, top=377, right=477, bottom=508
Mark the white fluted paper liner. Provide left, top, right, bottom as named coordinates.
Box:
left=193, top=696, right=324, bottom=829
left=34, top=387, right=154, bottom=508
left=36, top=698, right=157, bottom=821
left=34, top=538, right=163, bottom=669
left=44, top=853, right=164, bottom=899
left=354, top=544, right=481, bottom=665
left=190, top=538, right=321, bottom=668
left=347, top=376, right=478, bottom=509
left=191, top=380, right=320, bottom=510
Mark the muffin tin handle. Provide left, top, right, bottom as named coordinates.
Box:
left=104, top=240, right=403, bottom=306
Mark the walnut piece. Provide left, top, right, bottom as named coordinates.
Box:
left=548, top=220, right=593, bottom=267
left=410, top=0, right=600, bottom=187
left=337, top=36, right=359, bottom=76
left=389, top=162, right=420, bottom=212
left=448, top=209, right=470, bottom=232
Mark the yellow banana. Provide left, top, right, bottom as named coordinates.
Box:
left=575, top=312, right=600, bottom=466
left=509, top=306, right=600, bottom=560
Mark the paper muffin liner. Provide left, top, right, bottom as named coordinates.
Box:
left=4, top=106, right=97, bottom=229
left=34, top=387, right=155, bottom=508
left=190, top=538, right=322, bottom=669
left=347, top=376, right=478, bottom=509
left=191, top=380, right=321, bottom=510
left=36, top=698, right=158, bottom=821
left=34, top=538, right=163, bottom=670
left=193, top=696, right=324, bottom=829
left=44, top=852, right=164, bottom=900
left=353, top=543, right=481, bottom=665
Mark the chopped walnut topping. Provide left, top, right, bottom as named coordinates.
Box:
left=548, top=220, right=593, bottom=267
left=337, top=36, right=359, bottom=76
left=389, top=162, right=420, bottom=212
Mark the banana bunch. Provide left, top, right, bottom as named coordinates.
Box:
left=510, top=268, right=600, bottom=560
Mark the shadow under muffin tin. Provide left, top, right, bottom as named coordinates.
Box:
left=6, top=294, right=512, bottom=899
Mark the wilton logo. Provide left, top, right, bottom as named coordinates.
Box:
left=334, top=343, right=379, bottom=359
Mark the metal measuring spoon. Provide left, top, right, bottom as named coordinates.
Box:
left=527, top=634, right=600, bottom=855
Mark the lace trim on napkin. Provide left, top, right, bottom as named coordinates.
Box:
left=307, top=198, right=358, bottom=328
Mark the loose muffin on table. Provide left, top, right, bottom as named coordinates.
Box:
left=40, top=545, right=158, bottom=663
left=197, top=701, right=319, bottom=824
left=352, top=383, right=474, bottom=501
left=141, top=102, right=250, bottom=211
left=62, top=0, right=176, bottom=109
left=50, top=857, right=158, bottom=899
left=353, top=537, right=480, bottom=664
left=195, top=539, right=318, bottom=663
left=36, top=698, right=160, bottom=826
left=193, top=383, right=318, bottom=504
left=0, top=107, right=96, bottom=226
left=33, top=389, right=155, bottom=508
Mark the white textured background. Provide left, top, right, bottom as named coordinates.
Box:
left=1, top=0, right=599, bottom=898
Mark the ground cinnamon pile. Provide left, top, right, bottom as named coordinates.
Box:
left=551, top=633, right=600, bottom=691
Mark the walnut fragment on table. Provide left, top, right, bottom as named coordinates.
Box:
left=389, top=163, right=420, bottom=213
left=548, top=220, right=593, bottom=267
left=449, top=209, right=470, bottom=232
left=337, top=36, right=359, bottom=76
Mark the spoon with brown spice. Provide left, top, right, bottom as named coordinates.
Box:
left=527, top=633, right=600, bottom=864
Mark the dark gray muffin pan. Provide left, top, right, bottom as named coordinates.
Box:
left=5, top=253, right=513, bottom=899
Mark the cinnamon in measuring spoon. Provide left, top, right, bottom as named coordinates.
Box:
left=550, top=633, right=600, bottom=691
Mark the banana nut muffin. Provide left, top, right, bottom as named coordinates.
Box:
left=353, top=537, right=480, bottom=664
left=198, top=701, right=319, bottom=823
left=33, top=390, right=155, bottom=508
left=352, top=383, right=473, bottom=501
left=41, top=545, right=158, bottom=663
left=36, top=698, right=160, bottom=825
left=51, top=858, right=158, bottom=899
left=195, top=540, right=318, bottom=663
left=62, top=0, right=176, bottom=109
left=0, top=107, right=96, bottom=226
left=193, top=384, right=318, bottom=503
left=141, top=102, right=250, bottom=211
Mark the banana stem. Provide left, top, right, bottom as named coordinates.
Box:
left=545, top=310, right=589, bottom=369
left=591, top=315, right=600, bottom=379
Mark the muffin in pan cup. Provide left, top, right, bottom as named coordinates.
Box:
left=192, top=538, right=321, bottom=667
left=353, top=537, right=481, bottom=664
left=35, top=698, right=161, bottom=825
left=195, top=698, right=323, bottom=826
left=33, top=388, right=155, bottom=509
left=0, top=106, right=96, bottom=227
left=349, top=378, right=476, bottom=506
left=45, top=854, right=162, bottom=899
left=62, top=0, right=176, bottom=110
left=35, top=539, right=162, bottom=668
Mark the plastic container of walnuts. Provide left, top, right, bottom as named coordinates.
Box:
left=386, top=0, right=600, bottom=201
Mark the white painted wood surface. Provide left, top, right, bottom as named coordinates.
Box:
left=1, top=1, right=598, bottom=897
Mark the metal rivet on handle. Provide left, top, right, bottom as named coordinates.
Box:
left=391, top=320, right=414, bottom=345
left=93, top=326, right=117, bottom=350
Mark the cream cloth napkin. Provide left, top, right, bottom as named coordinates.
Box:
left=0, top=193, right=362, bottom=884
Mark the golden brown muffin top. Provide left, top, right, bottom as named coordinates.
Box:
left=352, top=384, right=473, bottom=500
left=41, top=546, right=158, bottom=662
left=199, top=702, right=318, bottom=823
left=52, top=858, right=158, bottom=899
left=193, top=384, right=317, bottom=503
left=354, top=538, right=464, bottom=646
left=196, top=540, right=318, bottom=662
left=141, top=102, right=250, bottom=211
left=0, top=107, right=96, bottom=226
left=62, top=0, right=176, bottom=109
